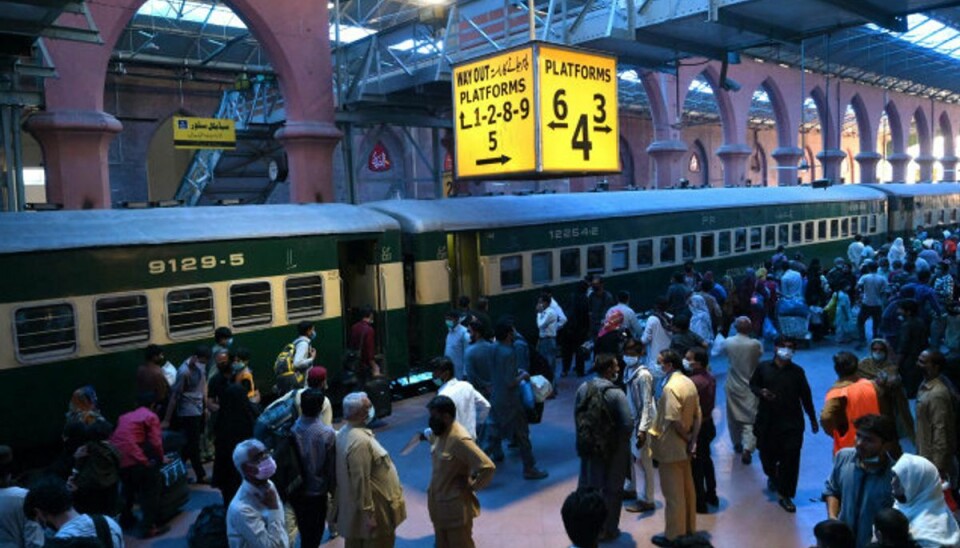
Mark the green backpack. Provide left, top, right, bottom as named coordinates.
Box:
left=575, top=382, right=617, bottom=459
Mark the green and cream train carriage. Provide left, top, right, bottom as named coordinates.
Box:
left=864, top=183, right=960, bottom=236
left=366, top=186, right=889, bottom=367
left=0, top=205, right=406, bottom=453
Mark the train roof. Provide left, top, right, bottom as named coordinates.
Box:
left=365, top=185, right=887, bottom=233
left=0, top=204, right=400, bottom=254
left=861, top=182, right=960, bottom=197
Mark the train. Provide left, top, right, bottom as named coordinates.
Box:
left=2, top=183, right=959, bottom=454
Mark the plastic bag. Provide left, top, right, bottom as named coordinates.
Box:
left=530, top=375, right=553, bottom=403
left=520, top=380, right=535, bottom=410
left=711, top=333, right=726, bottom=357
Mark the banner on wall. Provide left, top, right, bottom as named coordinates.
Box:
left=368, top=141, right=392, bottom=172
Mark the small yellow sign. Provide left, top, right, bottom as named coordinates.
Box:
left=538, top=45, right=618, bottom=173
left=173, top=116, right=236, bottom=150
left=452, top=47, right=536, bottom=178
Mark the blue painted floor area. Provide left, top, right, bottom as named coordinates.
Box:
left=129, top=337, right=870, bottom=548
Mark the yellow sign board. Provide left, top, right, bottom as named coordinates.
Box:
left=452, top=48, right=536, bottom=178
left=538, top=45, right=618, bottom=172
left=173, top=116, right=236, bottom=150
left=452, top=43, right=618, bottom=179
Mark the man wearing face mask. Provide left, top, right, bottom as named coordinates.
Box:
left=425, top=395, right=495, bottom=548
left=821, top=351, right=881, bottom=455
left=336, top=392, right=406, bottom=547
left=137, top=344, right=171, bottom=416
left=685, top=347, right=718, bottom=514
left=750, top=337, right=818, bottom=513
left=623, top=338, right=657, bottom=514
left=431, top=357, right=490, bottom=439
left=23, top=475, right=124, bottom=547
left=211, top=327, right=234, bottom=375
left=226, top=439, right=288, bottom=547
left=823, top=414, right=899, bottom=548
left=444, top=310, right=471, bottom=380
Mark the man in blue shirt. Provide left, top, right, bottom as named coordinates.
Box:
left=822, top=414, right=898, bottom=547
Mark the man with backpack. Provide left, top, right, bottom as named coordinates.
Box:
left=574, top=353, right=633, bottom=543
left=275, top=322, right=317, bottom=397
left=24, top=475, right=124, bottom=547
left=289, top=389, right=336, bottom=548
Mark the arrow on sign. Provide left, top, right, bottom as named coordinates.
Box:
left=593, top=125, right=612, bottom=134
left=476, top=155, right=512, bottom=166
left=547, top=121, right=568, bottom=130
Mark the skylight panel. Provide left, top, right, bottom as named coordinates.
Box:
left=137, top=0, right=247, bottom=29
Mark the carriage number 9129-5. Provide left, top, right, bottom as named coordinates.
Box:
left=148, top=253, right=245, bottom=275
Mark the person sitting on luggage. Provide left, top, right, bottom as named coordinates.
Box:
left=24, top=475, right=125, bottom=547
left=227, top=439, right=288, bottom=548
left=111, top=392, right=169, bottom=538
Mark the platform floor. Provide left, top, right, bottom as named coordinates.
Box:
left=128, top=337, right=870, bottom=548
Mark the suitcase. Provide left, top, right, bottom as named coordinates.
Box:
left=364, top=377, right=392, bottom=419
left=157, top=453, right=190, bottom=524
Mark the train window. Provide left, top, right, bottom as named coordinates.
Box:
left=611, top=243, right=629, bottom=272
left=532, top=251, right=554, bottom=284
left=851, top=217, right=859, bottom=235
left=805, top=221, right=815, bottom=242
left=95, top=294, right=149, bottom=348
left=818, top=220, right=827, bottom=240
left=167, top=287, right=214, bottom=337
left=718, top=231, right=731, bottom=255
left=734, top=228, right=746, bottom=253
left=749, top=227, right=761, bottom=250
left=792, top=223, right=802, bottom=244
left=681, top=235, right=696, bottom=261
left=830, top=220, right=839, bottom=239
left=500, top=255, right=523, bottom=289
left=14, top=303, right=76, bottom=360
left=860, top=216, right=868, bottom=234
left=560, top=248, right=581, bottom=278
left=636, top=240, right=653, bottom=268
left=587, top=245, right=606, bottom=274
left=841, top=218, right=849, bottom=237
left=870, top=215, right=878, bottom=233
left=660, top=237, right=677, bottom=264
left=700, top=233, right=715, bottom=258
left=764, top=226, right=776, bottom=248
left=778, top=224, right=789, bottom=246
left=925, top=211, right=932, bottom=225
left=940, top=210, right=946, bottom=223
left=952, top=209, right=958, bottom=222
left=286, top=275, right=324, bottom=320
left=230, top=282, right=273, bottom=328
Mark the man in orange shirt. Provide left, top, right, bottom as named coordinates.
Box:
left=820, top=351, right=880, bottom=454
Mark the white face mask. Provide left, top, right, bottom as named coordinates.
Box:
left=623, top=355, right=640, bottom=367
left=681, top=358, right=693, bottom=371
left=365, top=406, right=375, bottom=425
left=776, top=347, right=794, bottom=361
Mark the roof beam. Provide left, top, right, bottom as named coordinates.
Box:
left=633, top=29, right=727, bottom=60
left=815, top=0, right=907, bottom=32
left=200, top=32, right=249, bottom=65
left=714, top=9, right=802, bottom=43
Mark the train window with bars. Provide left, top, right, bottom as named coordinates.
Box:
left=749, top=227, right=762, bottom=250
left=805, top=221, right=815, bottom=242
left=681, top=235, right=696, bottom=261
left=925, top=211, right=933, bottom=225
left=95, top=294, right=149, bottom=348
left=718, top=231, right=731, bottom=255
left=792, top=223, right=802, bottom=244
left=870, top=215, right=878, bottom=233
left=734, top=228, right=747, bottom=253
left=636, top=240, right=653, bottom=268
left=286, top=275, right=324, bottom=320
left=861, top=216, right=869, bottom=234
left=230, top=282, right=273, bottom=328
left=778, top=224, right=789, bottom=246
left=660, top=237, right=676, bottom=264
left=952, top=209, right=958, bottom=222
left=532, top=251, right=554, bottom=284
left=765, top=226, right=776, bottom=248
left=841, top=218, right=849, bottom=237
left=167, top=287, right=214, bottom=337
left=851, top=217, right=859, bottom=235
left=560, top=248, right=581, bottom=278
left=587, top=245, right=606, bottom=274
left=700, top=233, right=715, bottom=258
left=830, top=219, right=839, bottom=239
left=14, top=303, right=76, bottom=360
left=818, top=220, right=827, bottom=240
left=500, top=255, right=523, bottom=289
left=611, top=243, right=629, bottom=272
left=940, top=210, right=947, bottom=223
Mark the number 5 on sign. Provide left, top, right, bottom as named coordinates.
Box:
left=538, top=45, right=618, bottom=173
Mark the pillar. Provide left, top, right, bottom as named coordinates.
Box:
left=772, top=147, right=803, bottom=187
left=855, top=152, right=882, bottom=184
left=888, top=152, right=911, bottom=183
left=646, top=140, right=687, bottom=189
left=275, top=121, right=342, bottom=203
left=915, top=154, right=936, bottom=182
left=941, top=155, right=958, bottom=182
left=716, top=143, right=751, bottom=187
left=816, top=149, right=846, bottom=183
left=26, top=111, right=122, bottom=209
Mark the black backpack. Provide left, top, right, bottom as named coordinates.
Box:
left=271, top=429, right=306, bottom=502
left=574, top=382, right=617, bottom=459
left=188, top=504, right=228, bottom=548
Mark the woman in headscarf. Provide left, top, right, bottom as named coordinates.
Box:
left=858, top=338, right=916, bottom=442
left=889, top=237, right=908, bottom=265
left=66, top=386, right=103, bottom=426
left=737, top=268, right=757, bottom=320
left=212, top=380, right=258, bottom=505
left=891, top=453, right=960, bottom=547
left=748, top=268, right=769, bottom=338
left=720, top=274, right=739, bottom=335
left=834, top=281, right=858, bottom=343
left=594, top=308, right=626, bottom=357
left=688, top=294, right=713, bottom=344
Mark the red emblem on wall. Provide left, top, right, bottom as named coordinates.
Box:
left=368, top=141, right=392, bottom=172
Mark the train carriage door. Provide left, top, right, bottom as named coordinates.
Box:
left=448, top=232, right=481, bottom=304
left=337, top=239, right=384, bottom=357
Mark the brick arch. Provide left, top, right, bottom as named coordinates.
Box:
left=640, top=70, right=672, bottom=141
left=939, top=111, right=955, bottom=157
left=809, top=86, right=836, bottom=150
left=758, top=77, right=792, bottom=148
left=696, top=66, right=738, bottom=144
left=913, top=106, right=932, bottom=156
left=884, top=100, right=906, bottom=154
left=848, top=93, right=874, bottom=154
